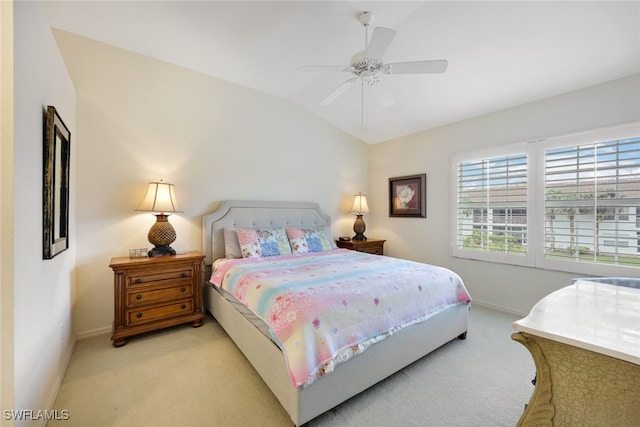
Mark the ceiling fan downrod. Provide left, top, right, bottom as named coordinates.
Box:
left=359, top=11, right=373, bottom=57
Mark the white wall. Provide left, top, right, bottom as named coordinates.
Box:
left=369, top=74, right=640, bottom=315
left=13, top=2, right=76, bottom=423
left=52, top=30, right=369, bottom=337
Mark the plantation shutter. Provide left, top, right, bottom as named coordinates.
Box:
left=456, top=153, right=528, bottom=254
left=544, top=137, right=640, bottom=266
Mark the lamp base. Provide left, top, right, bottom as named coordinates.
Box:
left=147, top=214, right=177, bottom=257
left=352, top=214, right=367, bottom=241
left=148, top=245, right=177, bottom=257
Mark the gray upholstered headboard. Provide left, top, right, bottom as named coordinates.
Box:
left=202, top=200, right=331, bottom=265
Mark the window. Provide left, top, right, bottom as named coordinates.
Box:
left=452, top=145, right=532, bottom=266
left=452, top=122, right=640, bottom=276
left=542, top=133, right=640, bottom=270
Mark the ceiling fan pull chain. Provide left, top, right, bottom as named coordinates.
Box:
left=361, top=80, right=364, bottom=126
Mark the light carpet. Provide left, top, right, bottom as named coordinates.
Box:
left=48, top=304, right=534, bottom=427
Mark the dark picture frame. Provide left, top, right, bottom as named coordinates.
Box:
left=389, top=174, right=426, bottom=218
left=43, top=105, right=71, bottom=259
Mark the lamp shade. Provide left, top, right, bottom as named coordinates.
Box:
left=136, top=181, right=182, bottom=213
left=349, top=193, right=370, bottom=215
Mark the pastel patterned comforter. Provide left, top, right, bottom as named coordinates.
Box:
left=210, top=249, right=471, bottom=387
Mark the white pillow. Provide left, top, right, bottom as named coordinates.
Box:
left=223, top=228, right=242, bottom=259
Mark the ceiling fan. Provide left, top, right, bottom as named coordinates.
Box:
left=298, top=11, right=448, bottom=123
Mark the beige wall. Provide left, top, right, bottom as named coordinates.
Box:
left=13, top=1, right=77, bottom=421
left=1, top=0, right=15, bottom=422
left=52, top=31, right=369, bottom=337
left=369, top=74, right=640, bottom=315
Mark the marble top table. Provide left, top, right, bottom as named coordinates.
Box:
left=513, top=279, right=640, bottom=366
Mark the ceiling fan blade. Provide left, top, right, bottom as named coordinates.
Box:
left=295, top=65, right=349, bottom=73
left=319, top=78, right=357, bottom=106
left=387, top=59, right=448, bottom=74
left=372, top=82, right=396, bottom=108
left=367, top=27, right=396, bottom=61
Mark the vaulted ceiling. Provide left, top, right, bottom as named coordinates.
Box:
left=43, top=1, right=640, bottom=144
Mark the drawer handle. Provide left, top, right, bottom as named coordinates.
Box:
left=181, top=304, right=186, bottom=309
left=136, top=313, right=142, bottom=319
left=180, top=287, right=186, bottom=292
left=136, top=295, right=142, bottom=300
left=135, top=278, right=142, bottom=284
left=181, top=272, right=188, bottom=277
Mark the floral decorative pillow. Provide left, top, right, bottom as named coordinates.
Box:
left=286, top=228, right=333, bottom=254
left=235, top=228, right=292, bottom=258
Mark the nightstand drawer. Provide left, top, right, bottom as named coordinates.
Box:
left=127, top=300, right=194, bottom=326
left=127, top=268, right=192, bottom=288
left=359, top=246, right=383, bottom=255
left=127, top=283, right=193, bottom=307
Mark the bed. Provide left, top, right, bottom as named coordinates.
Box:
left=202, top=200, right=471, bottom=426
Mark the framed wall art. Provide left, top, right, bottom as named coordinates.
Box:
left=389, top=174, right=426, bottom=218
left=43, top=105, right=71, bottom=259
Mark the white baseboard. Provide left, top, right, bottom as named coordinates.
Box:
left=75, top=325, right=111, bottom=340
left=470, top=300, right=528, bottom=317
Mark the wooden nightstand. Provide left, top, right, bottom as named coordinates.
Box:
left=336, top=239, right=386, bottom=255
left=109, top=251, right=205, bottom=347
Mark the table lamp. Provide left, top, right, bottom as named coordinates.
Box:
left=349, top=192, right=369, bottom=241
left=136, top=180, right=182, bottom=257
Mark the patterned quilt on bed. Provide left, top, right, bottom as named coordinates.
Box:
left=210, top=249, right=471, bottom=387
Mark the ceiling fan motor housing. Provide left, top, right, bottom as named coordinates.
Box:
left=350, top=52, right=382, bottom=84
